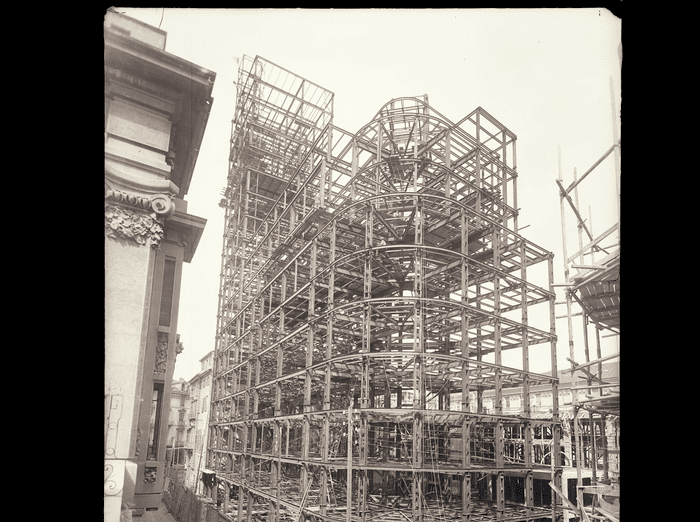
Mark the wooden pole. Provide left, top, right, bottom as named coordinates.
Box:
left=549, top=254, right=562, bottom=522
left=574, top=411, right=583, bottom=489
left=558, top=148, right=576, bottom=380
left=609, top=77, right=621, bottom=241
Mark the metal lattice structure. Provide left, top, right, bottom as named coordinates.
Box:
left=209, top=55, right=563, bottom=522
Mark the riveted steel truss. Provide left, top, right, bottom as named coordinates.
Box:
left=210, top=55, right=563, bottom=522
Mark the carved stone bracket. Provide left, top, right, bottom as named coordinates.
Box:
left=105, top=204, right=164, bottom=248
left=175, top=335, right=184, bottom=361
left=104, top=183, right=177, bottom=249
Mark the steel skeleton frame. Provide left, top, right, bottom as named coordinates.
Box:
left=554, top=78, right=620, bottom=522
left=209, top=55, right=563, bottom=522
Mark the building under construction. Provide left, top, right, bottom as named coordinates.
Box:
left=207, top=55, right=568, bottom=522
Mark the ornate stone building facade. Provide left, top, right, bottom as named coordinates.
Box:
left=104, top=11, right=215, bottom=521
left=185, top=350, right=215, bottom=492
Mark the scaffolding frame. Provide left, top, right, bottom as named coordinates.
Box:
left=210, top=55, right=564, bottom=522
left=553, top=78, right=620, bottom=522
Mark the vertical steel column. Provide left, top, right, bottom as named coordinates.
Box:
left=512, top=138, right=518, bottom=233
left=359, top=363, right=370, bottom=521
left=460, top=208, right=471, bottom=522
left=245, top=472, right=253, bottom=522
left=460, top=207, right=472, bottom=522
left=474, top=120, right=481, bottom=214
left=412, top=196, right=424, bottom=522
left=238, top=170, right=250, bottom=341
left=320, top=157, right=327, bottom=208
left=462, top=419, right=472, bottom=522
left=321, top=220, right=335, bottom=518
left=461, top=208, right=470, bottom=360
left=445, top=130, right=452, bottom=199
left=520, top=239, right=534, bottom=516
left=252, top=355, right=260, bottom=422
left=492, top=223, right=505, bottom=520
left=320, top=417, right=328, bottom=517
left=501, top=130, right=508, bottom=231
left=548, top=254, right=562, bottom=521
left=359, top=414, right=369, bottom=522
left=346, top=406, right=353, bottom=522
left=413, top=119, right=419, bottom=192
left=242, top=357, right=252, bottom=520
left=351, top=139, right=358, bottom=190
left=358, top=199, right=373, bottom=522
left=376, top=121, right=383, bottom=194
left=290, top=175, right=298, bottom=235
left=228, top=371, right=236, bottom=426
left=215, top=192, right=230, bottom=363
left=242, top=360, right=251, bottom=495
left=474, top=106, right=484, bottom=417
left=302, top=238, right=317, bottom=505
left=421, top=95, right=430, bottom=144
left=271, top=420, right=280, bottom=522
left=237, top=483, right=244, bottom=522
left=276, top=273, right=285, bottom=417
left=251, top=354, right=260, bottom=502
left=218, top=480, right=236, bottom=522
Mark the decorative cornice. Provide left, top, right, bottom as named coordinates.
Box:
left=105, top=184, right=175, bottom=219
left=104, top=160, right=177, bottom=196
left=104, top=204, right=164, bottom=248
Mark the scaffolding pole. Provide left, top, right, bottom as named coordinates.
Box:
left=554, top=77, right=620, bottom=522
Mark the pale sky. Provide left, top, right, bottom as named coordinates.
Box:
left=112, top=8, right=621, bottom=380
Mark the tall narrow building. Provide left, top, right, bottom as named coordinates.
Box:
left=104, top=12, right=215, bottom=520
left=208, top=55, right=561, bottom=522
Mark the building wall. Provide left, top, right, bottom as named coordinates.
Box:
left=184, top=351, right=214, bottom=492
left=104, top=11, right=214, bottom=521
left=105, top=238, right=156, bottom=521
left=167, top=380, right=192, bottom=450
left=164, top=379, right=194, bottom=487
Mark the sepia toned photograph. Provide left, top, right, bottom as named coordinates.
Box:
left=105, top=8, right=621, bottom=522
